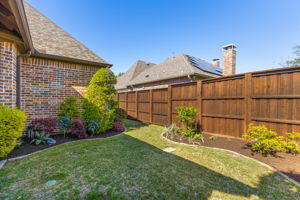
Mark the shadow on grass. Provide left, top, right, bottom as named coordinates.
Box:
left=120, top=134, right=299, bottom=200
left=0, top=120, right=299, bottom=200
left=124, top=118, right=148, bottom=131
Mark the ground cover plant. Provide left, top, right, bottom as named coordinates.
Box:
left=0, top=119, right=299, bottom=199
left=30, top=132, right=51, bottom=145
left=243, top=124, right=300, bottom=155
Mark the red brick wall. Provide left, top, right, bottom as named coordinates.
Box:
left=20, top=57, right=99, bottom=121
left=0, top=42, right=17, bottom=108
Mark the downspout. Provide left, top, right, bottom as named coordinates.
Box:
left=16, top=50, right=33, bottom=109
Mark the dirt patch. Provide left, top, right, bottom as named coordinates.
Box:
left=163, top=132, right=300, bottom=184
left=2, top=131, right=122, bottom=160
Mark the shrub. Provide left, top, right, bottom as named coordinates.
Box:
left=32, top=118, right=57, bottom=134
left=112, top=121, right=125, bottom=132
left=162, top=124, right=181, bottom=140
left=58, top=97, right=79, bottom=120
left=87, top=120, right=99, bottom=136
left=86, top=68, right=117, bottom=133
left=209, top=135, right=217, bottom=141
left=86, top=68, right=117, bottom=110
left=71, top=118, right=88, bottom=139
left=81, top=99, right=101, bottom=123
left=193, top=134, right=204, bottom=142
left=31, top=132, right=51, bottom=145
left=163, top=124, right=203, bottom=144
left=0, top=106, right=27, bottom=158
left=58, top=115, right=71, bottom=137
left=115, top=108, right=127, bottom=122
left=176, top=106, right=198, bottom=137
left=243, top=124, right=300, bottom=155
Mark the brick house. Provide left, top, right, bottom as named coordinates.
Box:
left=116, top=45, right=236, bottom=92
left=0, top=0, right=110, bottom=120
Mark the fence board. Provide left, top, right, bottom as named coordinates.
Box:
left=117, top=66, right=300, bottom=137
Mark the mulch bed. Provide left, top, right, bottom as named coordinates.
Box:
left=163, top=132, right=300, bottom=184
left=2, top=131, right=122, bottom=160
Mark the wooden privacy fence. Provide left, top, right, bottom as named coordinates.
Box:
left=116, top=66, right=300, bottom=138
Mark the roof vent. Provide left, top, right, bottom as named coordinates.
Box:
left=145, top=75, right=149, bottom=78
left=212, top=58, right=220, bottom=67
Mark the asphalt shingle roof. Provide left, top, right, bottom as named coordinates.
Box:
left=23, top=2, right=108, bottom=64
left=115, top=60, right=155, bottom=90
left=118, top=54, right=222, bottom=88
left=116, top=54, right=222, bottom=90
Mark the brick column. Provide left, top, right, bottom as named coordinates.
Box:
left=0, top=42, right=17, bottom=108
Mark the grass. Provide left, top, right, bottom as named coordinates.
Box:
left=0, top=119, right=299, bottom=200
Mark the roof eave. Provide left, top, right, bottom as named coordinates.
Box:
left=130, top=73, right=192, bottom=86
left=32, top=52, right=112, bottom=67
left=9, top=0, right=34, bottom=52
left=193, top=72, right=222, bottom=78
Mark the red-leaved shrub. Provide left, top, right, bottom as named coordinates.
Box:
left=112, top=121, right=125, bottom=132
left=71, top=118, right=88, bottom=138
left=31, top=118, right=57, bottom=134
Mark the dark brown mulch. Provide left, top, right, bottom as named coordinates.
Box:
left=163, top=133, right=300, bottom=184
left=3, top=131, right=122, bottom=160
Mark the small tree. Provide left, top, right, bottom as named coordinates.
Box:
left=117, top=72, right=125, bottom=77
left=176, top=106, right=198, bottom=137
left=86, top=67, right=117, bottom=133
left=284, top=45, right=300, bottom=67
left=58, top=115, right=71, bottom=137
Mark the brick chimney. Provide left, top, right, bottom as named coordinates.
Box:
left=222, top=44, right=236, bottom=76
left=212, top=58, right=220, bottom=67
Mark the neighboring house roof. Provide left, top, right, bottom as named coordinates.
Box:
left=115, top=60, right=155, bottom=90
left=118, top=54, right=221, bottom=87
left=23, top=2, right=108, bottom=65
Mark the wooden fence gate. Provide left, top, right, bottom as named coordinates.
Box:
left=116, top=66, right=300, bottom=137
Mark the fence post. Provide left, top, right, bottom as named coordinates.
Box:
left=125, top=92, right=128, bottom=112
left=116, top=93, right=119, bottom=108
left=136, top=91, right=139, bottom=119
left=150, top=89, right=153, bottom=123
left=197, top=80, right=202, bottom=130
left=168, top=85, right=172, bottom=125
left=244, top=73, right=252, bottom=134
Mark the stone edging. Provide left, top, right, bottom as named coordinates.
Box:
left=0, top=129, right=126, bottom=170
left=160, top=132, right=300, bottom=187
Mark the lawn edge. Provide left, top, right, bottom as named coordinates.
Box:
left=0, top=129, right=126, bottom=170
left=160, top=132, right=300, bottom=187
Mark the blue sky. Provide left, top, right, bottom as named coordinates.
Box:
left=26, top=0, right=300, bottom=75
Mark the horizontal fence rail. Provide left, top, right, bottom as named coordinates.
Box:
left=116, top=66, right=300, bottom=137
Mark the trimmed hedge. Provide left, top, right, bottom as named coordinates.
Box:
left=0, top=106, right=27, bottom=158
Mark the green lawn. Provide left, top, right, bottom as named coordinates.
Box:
left=0, top=120, right=299, bottom=200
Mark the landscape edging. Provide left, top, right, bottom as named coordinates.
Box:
left=0, top=129, right=126, bottom=170
left=160, top=132, right=300, bottom=187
